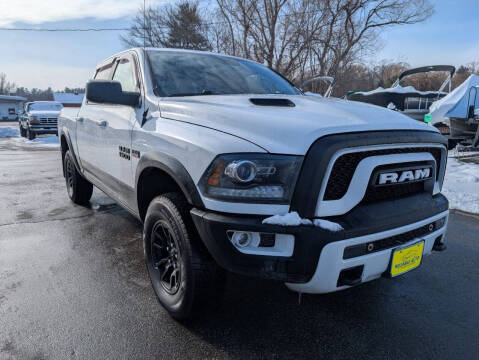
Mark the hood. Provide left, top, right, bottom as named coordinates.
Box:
left=159, top=94, right=436, bottom=154
left=29, top=110, right=61, bottom=117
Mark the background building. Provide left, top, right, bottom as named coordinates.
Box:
left=0, top=94, right=27, bottom=121
left=53, top=92, right=84, bottom=108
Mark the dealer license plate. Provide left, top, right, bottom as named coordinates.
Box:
left=390, top=241, right=424, bottom=277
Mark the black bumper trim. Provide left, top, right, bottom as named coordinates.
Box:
left=191, top=193, right=448, bottom=283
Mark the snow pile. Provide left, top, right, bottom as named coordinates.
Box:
left=360, top=85, right=445, bottom=96
left=429, top=75, right=479, bottom=124
left=0, top=126, right=19, bottom=138
left=262, top=212, right=313, bottom=226
left=262, top=211, right=343, bottom=232
left=442, top=156, right=479, bottom=214
left=313, top=219, right=344, bottom=232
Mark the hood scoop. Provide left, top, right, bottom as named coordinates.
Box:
left=249, top=98, right=295, bottom=107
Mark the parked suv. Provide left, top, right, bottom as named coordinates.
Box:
left=58, top=48, right=449, bottom=319
left=19, top=101, right=62, bottom=140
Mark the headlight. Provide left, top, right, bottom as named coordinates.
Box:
left=30, top=115, right=39, bottom=124
left=199, top=154, right=303, bottom=203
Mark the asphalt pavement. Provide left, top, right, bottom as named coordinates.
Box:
left=0, top=127, right=478, bottom=359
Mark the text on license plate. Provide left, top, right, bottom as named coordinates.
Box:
left=390, top=241, right=424, bottom=277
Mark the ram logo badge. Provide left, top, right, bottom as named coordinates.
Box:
left=377, top=167, right=431, bottom=185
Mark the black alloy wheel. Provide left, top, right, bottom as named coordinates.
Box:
left=151, top=220, right=182, bottom=295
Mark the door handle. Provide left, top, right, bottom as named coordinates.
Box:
left=77, top=117, right=84, bottom=123
left=97, top=120, right=108, bottom=127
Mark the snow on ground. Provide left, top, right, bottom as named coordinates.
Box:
left=262, top=211, right=343, bottom=232
left=0, top=126, right=59, bottom=148
left=14, top=136, right=59, bottom=148
left=442, top=155, right=479, bottom=214
left=0, top=126, right=19, bottom=138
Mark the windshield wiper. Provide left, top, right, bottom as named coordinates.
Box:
left=167, top=89, right=214, bottom=97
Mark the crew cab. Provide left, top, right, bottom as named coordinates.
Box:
left=20, top=101, right=62, bottom=140
left=58, top=48, right=449, bottom=319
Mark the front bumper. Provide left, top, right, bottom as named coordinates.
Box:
left=29, top=125, right=58, bottom=135
left=191, top=193, right=449, bottom=293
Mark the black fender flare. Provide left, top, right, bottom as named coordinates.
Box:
left=135, top=152, right=205, bottom=208
left=59, top=128, right=82, bottom=176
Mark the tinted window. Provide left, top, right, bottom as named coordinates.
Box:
left=147, top=51, right=299, bottom=97
left=112, top=58, right=137, bottom=92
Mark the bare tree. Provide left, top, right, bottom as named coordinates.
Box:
left=121, top=1, right=211, bottom=50
left=0, top=73, right=16, bottom=95
left=213, top=0, right=433, bottom=81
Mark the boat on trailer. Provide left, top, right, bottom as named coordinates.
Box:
left=347, top=65, right=455, bottom=122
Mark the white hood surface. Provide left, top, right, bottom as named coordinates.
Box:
left=159, top=94, right=435, bottom=154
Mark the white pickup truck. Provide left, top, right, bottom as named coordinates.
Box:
left=58, top=48, right=449, bottom=319
left=20, top=101, right=62, bottom=140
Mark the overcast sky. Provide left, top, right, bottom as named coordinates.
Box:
left=0, top=0, right=477, bottom=90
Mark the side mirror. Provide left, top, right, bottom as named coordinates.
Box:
left=86, top=80, right=140, bottom=107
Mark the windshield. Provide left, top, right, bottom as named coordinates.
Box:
left=147, top=51, right=300, bottom=97
left=28, top=102, right=62, bottom=111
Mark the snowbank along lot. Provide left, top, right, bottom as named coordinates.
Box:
left=0, top=125, right=59, bottom=148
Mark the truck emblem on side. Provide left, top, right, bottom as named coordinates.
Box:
left=377, top=167, right=431, bottom=185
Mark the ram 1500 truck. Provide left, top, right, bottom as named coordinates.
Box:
left=58, top=48, right=449, bottom=319
left=20, top=101, right=62, bottom=140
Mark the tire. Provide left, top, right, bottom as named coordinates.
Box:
left=26, top=127, right=36, bottom=140
left=63, top=150, right=93, bottom=205
left=144, top=193, right=224, bottom=320
left=19, top=123, right=26, bottom=137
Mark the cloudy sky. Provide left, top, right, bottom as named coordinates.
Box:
left=0, top=0, right=477, bottom=90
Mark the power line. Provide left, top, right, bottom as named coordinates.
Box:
left=0, top=27, right=129, bottom=32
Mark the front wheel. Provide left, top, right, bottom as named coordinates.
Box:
left=26, top=127, right=36, bottom=140
left=144, top=193, right=224, bottom=320
left=19, top=123, right=26, bottom=137
left=64, top=150, right=93, bottom=205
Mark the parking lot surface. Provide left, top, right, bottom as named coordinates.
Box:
left=1, top=130, right=478, bottom=359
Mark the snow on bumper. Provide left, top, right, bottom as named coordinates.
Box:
left=286, top=210, right=449, bottom=294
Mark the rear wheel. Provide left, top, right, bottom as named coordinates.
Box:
left=64, top=150, right=93, bottom=205
left=144, top=193, right=224, bottom=320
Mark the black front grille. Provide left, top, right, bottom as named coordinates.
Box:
left=362, top=181, right=425, bottom=204
left=324, top=147, right=442, bottom=201
left=343, top=218, right=445, bottom=259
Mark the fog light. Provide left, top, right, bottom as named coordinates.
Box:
left=231, top=232, right=252, bottom=248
